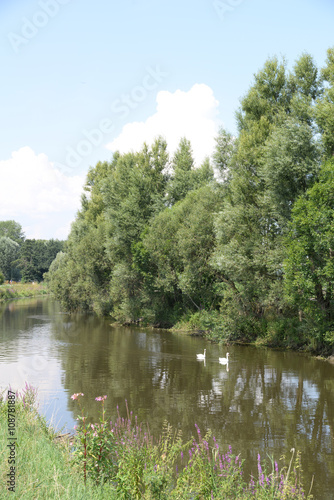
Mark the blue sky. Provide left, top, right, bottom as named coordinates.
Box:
left=0, top=0, right=333, bottom=239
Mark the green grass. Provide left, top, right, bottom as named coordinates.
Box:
left=0, top=283, right=48, bottom=303
left=0, top=390, right=116, bottom=499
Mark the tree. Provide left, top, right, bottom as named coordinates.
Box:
left=0, top=220, right=25, bottom=244
left=211, top=53, right=322, bottom=338
left=284, top=159, right=334, bottom=328
left=260, top=118, right=320, bottom=220
left=16, top=239, right=65, bottom=282
left=167, top=138, right=196, bottom=205
left=139, top=185, right=224, bottom=322
left=314, top=47, right=334, bottom=158
left=0, top=237, right=20, bottom=280
left=212, top=128, right=236, bottom=181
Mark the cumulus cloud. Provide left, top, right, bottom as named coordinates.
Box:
left=106, top=83, right=220, bottom=166
left=0, top=147, right=85, bottom=239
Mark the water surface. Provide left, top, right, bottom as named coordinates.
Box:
left=0, top=297, right=333, bottom=498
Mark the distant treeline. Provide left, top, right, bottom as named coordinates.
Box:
left=46, top=47, right=334, bottom=355
left=0, top=220, right=64, bottom=283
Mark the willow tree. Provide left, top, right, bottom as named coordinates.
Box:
left=284, top=159, right=334, bottom=352
left=211, top=52, right=322, bottom=339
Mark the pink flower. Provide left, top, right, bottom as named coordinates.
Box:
left=71, top=393, right=84, bottom=400
left=95, top=395, right=107, bottom=401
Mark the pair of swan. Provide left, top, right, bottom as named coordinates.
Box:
left=196, top=350, right=229, bottom=364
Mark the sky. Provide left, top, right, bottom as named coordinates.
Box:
left=0, top=0, right=333, bottom=240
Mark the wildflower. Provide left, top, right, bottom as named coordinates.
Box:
left=203, top=440, right=209, bottom=452
left=95, top=395, right=107, bottom=402
left=257, top=454, right=264, bottom=487
left=71, top=393, right=84, bottom=400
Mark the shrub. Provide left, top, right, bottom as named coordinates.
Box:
left=71, top=395, right=312, bottom=499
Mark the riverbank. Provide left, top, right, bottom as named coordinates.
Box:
left=0, top=387, right=115, bottom=499
left=0, top=283, right=48, bottom=303
left=113, top=314, right=334, bottom=362
left=0, top=388, right=311, bottom=499
left=169, top=309, right=334, bottom=359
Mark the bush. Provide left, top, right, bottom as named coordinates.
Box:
left=71, top=395, right=312, bottom=499
left=0, top=270, right=4, bottom=285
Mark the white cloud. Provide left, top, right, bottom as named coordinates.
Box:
left=0, top=147, right=85, bottom=239
left=106, top=83, right=220, bottom=166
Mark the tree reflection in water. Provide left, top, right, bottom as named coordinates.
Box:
left=0, top=297, right=333, bottom=499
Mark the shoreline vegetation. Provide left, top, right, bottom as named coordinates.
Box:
left=0, top=282, right=48, bottom=303
left=44, top=47, right=334, bottom=358
left=0, top=387, right=313, bottom=499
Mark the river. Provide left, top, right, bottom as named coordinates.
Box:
left=0, top=297, right=333, bottom=498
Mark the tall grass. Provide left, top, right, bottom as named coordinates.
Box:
left=0, top=283, right=48, bottom=302
left=0, top=386, right=115, bottom=499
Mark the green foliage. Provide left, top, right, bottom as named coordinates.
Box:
left=15, top=238, right=64, bottom=282
left=0, top=388, right=116, bottom=499
left=212, top=127, right=236, bottom=181
left=210, top=50, right=324, bottom=347
left=47, top=46, right=334, bottom=354
left=314, top=47, right=334, bottom=158
left=141, top=185, right=224, bottom=322
left=69, top=397, right=311, bottom=499
left=284, top=159, right=334, bottom=352
left=261, top=118, right=320, bottom=220
left=167, top=137, right=195, bottom=205
left=0, top=270, right=4, bottom=284
left=0, top=220, right=25, bottom=244
left=0, top=236, right=20, bottom=280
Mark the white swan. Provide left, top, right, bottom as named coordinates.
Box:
left=219, top=353, right=229, bottom=365
left=196, top=349, right=206, bottom=360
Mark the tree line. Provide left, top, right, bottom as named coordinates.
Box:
left=0, top=220, right=64, bottom=283
left=46, top=47, right=334, bottom=354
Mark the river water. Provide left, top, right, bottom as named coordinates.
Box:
left=0, top=297, right=333, bottom=498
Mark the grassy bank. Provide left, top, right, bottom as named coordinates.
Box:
left=0, top=283, right=48, bottom=303
left=0, top=386, right=115, bottom=499
left=0, top=388, right=312, bottom=499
